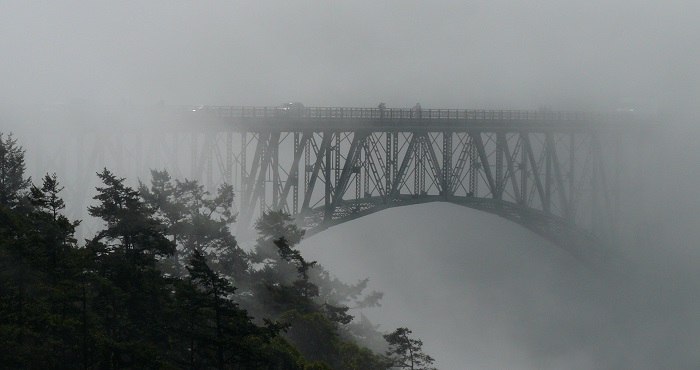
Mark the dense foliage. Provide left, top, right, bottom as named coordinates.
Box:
left=0, top=133, right=437, bottom=369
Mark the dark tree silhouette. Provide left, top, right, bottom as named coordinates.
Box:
left=0, top=135, right=435, bottom=369
left=248, top=211, right=393, bottom=369
left=174, top=250, right=280, bottom=369
left=0, top=133, right=31, bottom=208
left=139, top=169, right=246, bottom=280
left=384, top=327, right=437, bottom=370
left=86, top=169, right=176, bottom=368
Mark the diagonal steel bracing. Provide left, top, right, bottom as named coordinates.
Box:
left=231, top=126, right=631, bottom=262
left=30, top=105, right=653, bottom=262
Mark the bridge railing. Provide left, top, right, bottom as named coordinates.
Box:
left=183, top=106, right=627, bottom=122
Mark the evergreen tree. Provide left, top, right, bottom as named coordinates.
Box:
left=251, top=210, right=306, bottom=264
left=383, top=327, right=437, bottom=370
left=140, top=169, right=246, bottom=280
left=28, top=173, right=82, bottom=273
left=0, top=204, right=39, bottom=367
left=275, top=237, right=320, bottom=300
left=174, top=250, right=282, bottom=369
left=0, top=172, right=87, bottom=367
left=27, top=174, right=86, bottom=366
left=89, top=169, right=174, bottom=262
left=249, top=211, right=391, bottom=369
left=86, top=169, right=176, bottom=368
left=0, top=132, right=31, bottom=209
left=0, top=140, right=431, bottom=369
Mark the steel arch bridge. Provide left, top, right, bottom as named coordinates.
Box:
left=173, top=106, right=654, bottom=262
left=20, top=105, right=655, bottom=262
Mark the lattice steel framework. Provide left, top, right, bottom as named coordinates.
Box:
left=24, top=105, right=654, bottom=261
left=175, top=106, right=653, bottom=261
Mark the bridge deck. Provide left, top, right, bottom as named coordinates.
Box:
left=183, top=106, right=649, bottom=132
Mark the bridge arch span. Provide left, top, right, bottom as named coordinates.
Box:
left=301, top=196, right=603, bottom=263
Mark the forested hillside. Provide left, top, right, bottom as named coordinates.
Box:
left=0, top=132, right=437, bottom=369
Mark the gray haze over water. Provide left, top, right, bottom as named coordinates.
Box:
left=2, top=1, right=700, bottom=368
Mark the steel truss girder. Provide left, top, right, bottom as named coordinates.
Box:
left=36, top=124, right=627, bottom=257
left=230, top=128, right=622, bottom=255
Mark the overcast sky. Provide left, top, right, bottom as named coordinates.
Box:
left=1, top=1, right=699, bottom=111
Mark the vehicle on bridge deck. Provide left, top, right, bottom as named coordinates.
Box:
left=191, top=104, right=206, bottom=112
left=277, top=102, right=306, bottom=117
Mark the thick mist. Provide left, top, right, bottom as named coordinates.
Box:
left=302, top=199, right=700, bottom=369
left=1, top=1, right=698, bottom=111
left=2, top=1, right=700, bottom=369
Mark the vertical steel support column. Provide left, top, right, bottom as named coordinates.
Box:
left=473, top=133, right=496, bottom=197
left=590, top=132, right=600, bottom=237
left=468, top=134, right=477, bottom=197
left=259, top=134, right=268, bottom=214
left=496, top=133, right=504, bottom=199
left=420, top=137, right=426, bottom=195
left=502, top=133, right=522, bottom=204
left=544, top=132, right=552, bottom=213
left=241, top=132, right=247, bottom=192
left=385, top=132, right=391, bottom=193
left=271, top=133, right=280, bottom=209
left=449, top=133, right=470, bottom=196
left=523, top=133, right=545, bottom=209
left=226, top=131, right=233, bottom=185
left=421, top=133, right=443, bottom=196
left=414, top=136, right=421, bottom=195
left=443, top=132, right=452, bottom=198
left=293, top=132, right=300, bottom=215
left=356, top=142, right=362, bottom=208
left=363, top=136, right=370, bottom=197
left=335, top=133, right=340, bottom=186
left=302, top=133, right=331, bottom=214
left=392, top=132, right=398, bottom=188
left=332, top=133, right=365, bottom=210
left=238, top=132, right=269, bottom=233
left=569, top=132, right=575, bottom=222
left=305, top=135, right=311, bottom=189
left=550, top=133, right=570, bottom=219
left=324, top=132, right=333, bottom=221
left=613, top=131, right=621, bottom=245
left=520, top=134, right=528, bottom=205
left=279, top=132, right=308, bottom=214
